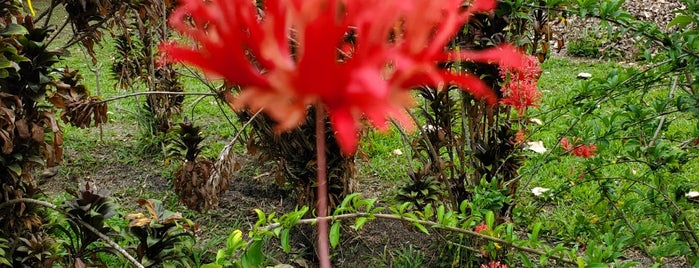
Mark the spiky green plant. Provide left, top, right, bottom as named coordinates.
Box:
left=53, top=182, right=119, bottom=267
left=240, top=107, right=357, bottom=210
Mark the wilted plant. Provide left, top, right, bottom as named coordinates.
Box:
left=166, top=118, right=226, bottom=211
left=125, top=199, right=197, bottom=268
left=49, top=68, right=108, bottom=128
left=14, top=232, right=57, bottom=267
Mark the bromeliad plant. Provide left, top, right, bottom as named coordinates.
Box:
left=125, top=199, right=197, bottom=268
left=53, top=182, right=119, bottom=267
left=238, top=107, right=357, bottom=210
left=166, top=118, right=229, bottom=211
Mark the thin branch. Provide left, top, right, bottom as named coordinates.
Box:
left=260, top=212, right=577, bottom=266
left=648, top=76, right=678, bottom=147
left=99, top=91, right=216, bottom=104
left=47, top=18, right=69, bottom=47
left=0, top=198, right=145, bottom=268
left=37, top=0, right=58, bottom=27
left=180, top=66, right=239, bottom=132
left=390, top=120, right=416, bottom=171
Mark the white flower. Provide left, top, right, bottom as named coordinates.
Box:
left=529, top=118, right=543, bottom=125
left=532, top=187, right=551, bottom=196
left=525, top=141, right=547, bottom=154
left=686, top=191, right=699, bottom=199
left=577, top=72, right=592, bottom=79
left=392, top=149, right=403, bottom=156
left=422, top=124, right=437, bottom=133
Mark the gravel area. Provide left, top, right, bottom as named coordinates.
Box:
left=562, top=0, right=686, bottom=59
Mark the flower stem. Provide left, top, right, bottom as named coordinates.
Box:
left=315, top=105, right=331, bottom=268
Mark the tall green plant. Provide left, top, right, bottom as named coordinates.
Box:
left=400, top=2, right=545, bottom=221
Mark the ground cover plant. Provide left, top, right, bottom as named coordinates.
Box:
left=0, top=0, right=698, bottom=267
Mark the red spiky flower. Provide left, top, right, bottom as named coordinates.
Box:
left=499, top=55, right=542, bottom=115
left=561, top=137, right=598, bottom=158
left=159, top=0, right=530, bottom=155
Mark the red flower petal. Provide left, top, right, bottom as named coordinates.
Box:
left=160, top=0, right=532, bottom=154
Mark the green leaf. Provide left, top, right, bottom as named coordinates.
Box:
left=339, top=193, right=361, bottom=210
left=530, top=222, right=542, bottom=241
left=8, top=164, right=21, bottom=176
left=330, top=221, right=341, bottom=248
left=459, top=200, right=469, bottom=214
left=485, top=211, right=495, bottom=230
left=412, top=222, right=429, bottom=234
left=226, top=230, right=244, bottom=250
left=214, top=249, right=227, bottom=265
left=0, top=24, right=28, bottom=36
left=354, top=217, right=369, bottom=230
left=667, top=15, right=693, bottom=29
left=422, top=204, right=433, bottom=220
left=242, top=240, right=263, bottom=267
left=518, top=252, right=533, bottom=267
left=281, top=229, right=291, bottom=252
left=0, top=56, right=12, bottom=69
left=253, top=209, right=266, bottom=227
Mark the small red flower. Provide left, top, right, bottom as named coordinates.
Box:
left=499, top=55, right=542, bottom=115
left=475, top=223, right=489, bottom=234
left=561, top=137, right=597, bottom=158
left=480, top=260, right=508, bottom=268
left=160, top=0, right=531, bottom=154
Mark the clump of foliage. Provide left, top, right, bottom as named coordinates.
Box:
left=566, top=27, right=606, bottom=58
left=240, top=108, right=357, bottom=210
left=396, top=168, right=443, bottom=210
left=0, top=3, right=64, bottom=265
left=399, top=0, right=544, bottom=223
left=110, top=0, right=184, bottom=136
left=517, top=0, right=699, bottom=264
left=53, top=182, right=118, bottom=267
left=125, top=199, right=197, bottom=267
